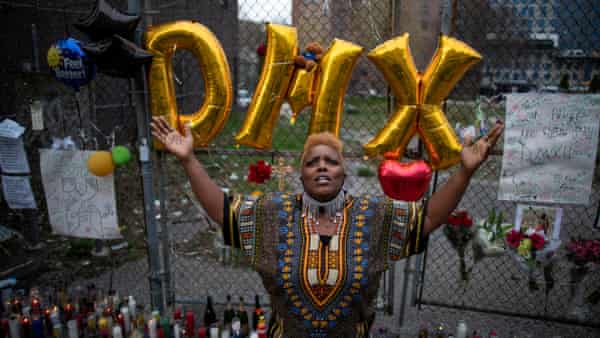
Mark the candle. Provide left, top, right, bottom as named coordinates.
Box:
left=112, top=326, right=122, bottom=338
left=159, top=318, right=170, bottom=338
left=21, top=317, right=31, bottom=338
left=64, top=305, right=73, bottom=322
left=127, top=297, right=136, bottom=319
left=119, top=308, right=130, bottom=334
left=148, top=319, right=157, bottom=338
left=9, top=317, right=20, bottom=338
left=2, top=319, right=10, bottom=338
left=51, top=324, right=61, bottom=338
left=43, top=309, right=52, bottom=335
left=31, top=299, right=41, bottom=315
left=184, top=312, right=194, bottom=338
left=196, top=328, right=205, bottom=338
left=173, top=309, right=181, bottom=322
left=86, top=314, right=96, bottom=332
left=50, top=307, right=60, bottom=326
left=116, top=314, right=124, bottom=334
left=97, top=318, right=108, bottom=338
left=173, top=323, right=181, bottom=338
left=66, top=321, right=77, bottom=338
left=208, top=327, right=218, bottom=338
left=31, top=318, right=44, bottom=338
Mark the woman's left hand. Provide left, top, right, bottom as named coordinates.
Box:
left=460, top=122, right=504, bottom=176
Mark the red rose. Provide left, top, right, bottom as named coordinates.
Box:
left=247, top=160, right=272, bottom=184
left=506, top=229, right=524, bottom=249
left=447, top=211, right=472, bottom=228
left=256, top=43, right=267, bottom=57
left=529, top=233, right=545, bottom=250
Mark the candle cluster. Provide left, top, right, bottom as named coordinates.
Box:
left=1, top=288, right=266, bottom=338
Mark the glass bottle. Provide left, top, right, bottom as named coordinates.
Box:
left=203, top=297, right=217, bottom=330
left=223, top=295, right=235, bottom=333
left=236, top=298, right=248, bottom=337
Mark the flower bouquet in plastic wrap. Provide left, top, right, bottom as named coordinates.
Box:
left=565, top=238, right=600, bottom=319
left=473, top=209, right=513, bottom=257
left=443, top=211, right=474, bottom=283
left=505, top=226, right=561, bottom=291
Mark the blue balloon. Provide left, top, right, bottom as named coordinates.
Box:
left=48, top=38, right=95, bottom=90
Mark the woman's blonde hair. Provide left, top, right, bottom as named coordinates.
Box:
left=300, top=132, right=344, bottom=165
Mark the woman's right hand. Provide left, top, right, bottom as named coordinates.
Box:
left=150, top=116, right=194, bottom=162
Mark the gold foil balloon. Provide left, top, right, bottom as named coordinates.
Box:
left=287, top=67, right=316, bottom=122
left=308, top=39, right=363, bottom=136
left=87, top=151, right=115, bottom=177
left=418, top=104, right=462, bottom=169
left=366, top=33, right=418, bottom=105
left=364, top=34, right=481, bottom=170
left=235, top=23, right=298, bottom=149
left=421, top=35, right=482, bottom=105
left=145, top=21, right=232, bottom=149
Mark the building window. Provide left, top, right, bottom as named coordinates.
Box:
left=539, top=5, right=547, bottom=17
left=544, top=73, right=551, bottom=80
left=537, top=19, right=545, bottom=28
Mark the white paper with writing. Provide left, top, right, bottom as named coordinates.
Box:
left=0, top=137, right=30, bottom=174
left=30, top=100, right=44, bottom=131
left=40, top=149, right=121, bottom=239
left=499, top=94, right=600, bottom=204
left=2, top=175, right=37, bottom=209
left=0, top=119, right=25, bottom=138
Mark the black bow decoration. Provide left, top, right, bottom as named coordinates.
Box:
left=75, top=0, right=152, bottom=78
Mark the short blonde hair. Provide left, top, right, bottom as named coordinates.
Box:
left=300, top=132, right=344, bottom=166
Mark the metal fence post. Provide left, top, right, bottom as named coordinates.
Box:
left=128, top=0, right=164, bottom=313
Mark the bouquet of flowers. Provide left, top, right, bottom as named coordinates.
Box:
left=505, top=226, right=561, bottom=291
left=473, top=209, right=513, bottom=257
left=564, top=238, right=600, bottom=315
left=444, top=211, right=474, bottom=283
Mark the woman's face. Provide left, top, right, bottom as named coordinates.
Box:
left=301, top=144, right=345, bottom=201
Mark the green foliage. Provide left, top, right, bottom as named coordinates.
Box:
left=478, top=208, right=513, bottom=243
left=356, top=166, right=375, bottom=177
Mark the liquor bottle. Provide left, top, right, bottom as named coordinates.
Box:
left=223, top=295, right=235, bottom=333
left=251, top=296, right=263, bottom=332
left=203, top=297, right=217, bottom=329
left=235, top=298, right=248, bottom=337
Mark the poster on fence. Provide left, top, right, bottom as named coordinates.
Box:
left=40, top=149, right=121, bottom=239
left=498, top=94, right=600, bottom=205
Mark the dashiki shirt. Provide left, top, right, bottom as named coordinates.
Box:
left=222, top=192, right=427, bottom=338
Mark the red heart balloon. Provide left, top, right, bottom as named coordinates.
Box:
left=378, top=159, right=433, bottom=201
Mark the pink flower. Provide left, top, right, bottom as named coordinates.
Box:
left=506, top=230, right=524, bottom=249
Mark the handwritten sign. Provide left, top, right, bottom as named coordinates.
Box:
left=40, top=149, right=121, bottom=239
left=498, top=94, right=600, bottom=204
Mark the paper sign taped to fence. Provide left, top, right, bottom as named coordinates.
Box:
left=498, top=94, right=600, bottom=204
left=0, top=137, right=30, bottom=174
left=40, top=149, right=121, bottom=239
left=2, top=175, right=37, bottom=209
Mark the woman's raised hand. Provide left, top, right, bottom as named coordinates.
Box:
left=150, top=116, right=194, bottom=161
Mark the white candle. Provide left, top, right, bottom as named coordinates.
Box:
left=50, top=307, right=60, bottom=325
left=67, top=320, right=78, bottom=338
left=113, top=325, right=123, bottom=338
left=173, top=323, right=181, bottom=338
left=456, top=320, right=468, bottom=338
left=220, top=329, right=230, bottom=338
left=148, top=319, right=157, bottom=338
left=128, top=296, right=136, bottom=318
left=120, top=307, right=131, bottom=333
left=8, top=317, right=20, bottom=338
left=209, top=327, right=219, bottom=338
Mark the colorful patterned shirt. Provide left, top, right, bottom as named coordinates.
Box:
left=222, top=192, right=426, bottom=338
